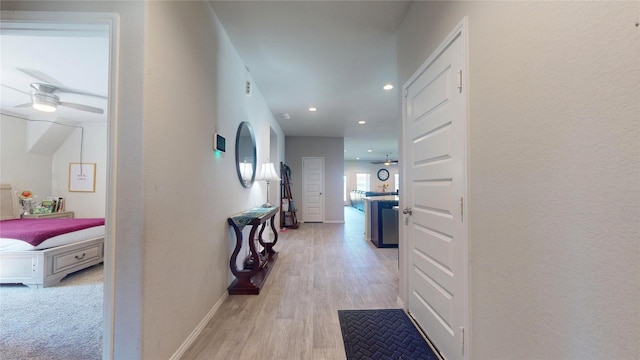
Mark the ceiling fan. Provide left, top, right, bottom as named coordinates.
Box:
left=370, top=154, right=398, bottom=165
left=4, top=83, right=105, bottom=115
left=2, top=68, right=106, bottom=114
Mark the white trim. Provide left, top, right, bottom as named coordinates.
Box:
left=104, top=13, right=120, bottom=360
left=460, top=17, right=471, bottom=360
left=170, top=293, right=229, bottom=360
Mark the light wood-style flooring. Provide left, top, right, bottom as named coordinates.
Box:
left=182, top=206, right=400, bottom=360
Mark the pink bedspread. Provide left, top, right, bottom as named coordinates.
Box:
left=0, top=218, right=105, bottom=247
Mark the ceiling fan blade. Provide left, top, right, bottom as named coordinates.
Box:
left=17, top=67, right=62, bottom=87
left=59, top=102, right=104, bottom=114
left=14, top=102, right=33, bottom=108
left=370, top=160, right=398, bottom=165
left=18, top=68, right=107, bottom=99
left=1, top=83, right=30, bottom=95
left=56, top=87, right=108, bottom=99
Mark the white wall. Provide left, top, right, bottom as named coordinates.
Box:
left=0, top=115, right=106, bottom=217
left=52, top=122, right=107, bottom=217
left=143, top=2, right=284, bottom=358
left=285, top=136, right=344, bottom=223
left=397, top=2, right=640, bottom=359
left=0, top=114, right=52, bottom=200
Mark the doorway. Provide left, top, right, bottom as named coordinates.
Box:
left=0, top=10, right=118, bottom=360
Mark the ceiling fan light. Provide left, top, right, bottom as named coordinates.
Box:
left=31, top=93, right=57, bottom=112
left=32, top=102, right=57, bottom=112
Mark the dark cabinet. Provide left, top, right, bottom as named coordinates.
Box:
left=370, top=200, right=399, bottom=248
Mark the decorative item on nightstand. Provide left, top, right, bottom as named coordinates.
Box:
left=17, top=190, right=34, bottom=215
left=40, top=199, right=56, bottom=213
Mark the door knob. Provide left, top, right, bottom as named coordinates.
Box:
left=402, top=207, right=412, bottom=215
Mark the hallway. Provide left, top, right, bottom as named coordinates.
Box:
left=182, top=206, right=400, bottom=359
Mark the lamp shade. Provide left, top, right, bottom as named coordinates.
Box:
left=256, top=162, right=280, bottom=182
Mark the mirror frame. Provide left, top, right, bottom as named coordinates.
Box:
left=235, top=121, right=257, bottom=188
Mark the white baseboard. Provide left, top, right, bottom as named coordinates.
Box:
left=396, top=296, right=405, bottom=309
left=170, top=292, right=228, bottom=360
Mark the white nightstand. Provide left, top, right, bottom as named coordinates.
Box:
left=21, top=211, right=74, bottom=219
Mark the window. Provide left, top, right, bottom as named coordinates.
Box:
left=356, top=173, right=370, bottom=191
left=394, top=173, right=399, bottom=192
left=343, top=175, right=347, bottom=202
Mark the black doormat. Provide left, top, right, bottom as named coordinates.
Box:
left=338, top=309, right=439, bottom=360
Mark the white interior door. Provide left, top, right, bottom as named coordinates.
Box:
left=302, top=157, right=324, bottom=222
left=403, top=19, right=468, bottom=360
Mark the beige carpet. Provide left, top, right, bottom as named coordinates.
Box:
left=0, top=264, right=103, bottom=360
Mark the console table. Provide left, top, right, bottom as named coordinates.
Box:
left=227, top=206, right=279, bottom=295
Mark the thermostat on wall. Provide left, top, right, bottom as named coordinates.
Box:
left=213, top=133, right=226, bottom=152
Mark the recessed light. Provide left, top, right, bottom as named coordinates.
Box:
left=367, top=149, right=372, bottom=153
left=383, top=84, right=394, bottom=90
left=356, top=157, right=360, bottom=160
left=308, top=107, right=317, bottom=112
left=358, top=120, right=366, bottom=125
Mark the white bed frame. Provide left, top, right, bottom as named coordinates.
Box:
left=0, top=184, right=104, bottom=288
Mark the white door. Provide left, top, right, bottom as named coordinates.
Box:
left=302, top=157, right=324, bottom=222
left=403, top=20, right=468, bottom=360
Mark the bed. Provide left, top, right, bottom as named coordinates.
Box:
left=0, top=184, right=105, bottom=288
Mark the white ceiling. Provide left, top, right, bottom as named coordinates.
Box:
left=211, top=1, right=411, bottom=161
left=0, top=2, right=410, bottom=162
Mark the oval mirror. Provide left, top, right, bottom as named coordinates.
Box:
left=235, top=121, right=256, bottom=188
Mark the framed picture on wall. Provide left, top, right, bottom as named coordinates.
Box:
left=69, top=163, right=96, bottom=192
